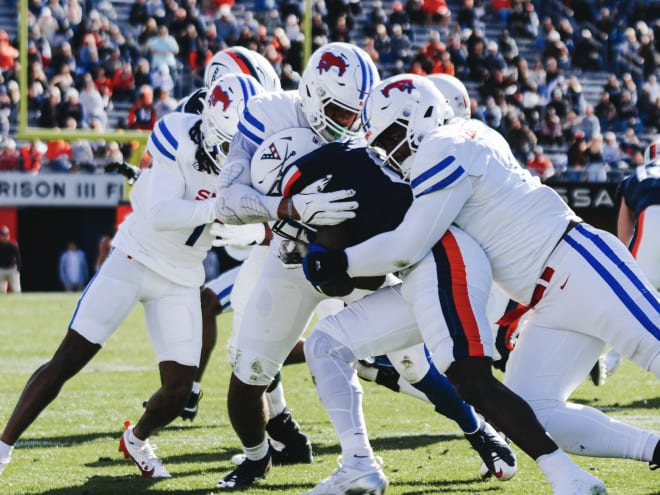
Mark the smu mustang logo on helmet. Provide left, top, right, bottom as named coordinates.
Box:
left=317, top=52, right=349, bottom=76
left=381, top=79, right=415, bottom=97
left=208, top=84, right=231, bottom=111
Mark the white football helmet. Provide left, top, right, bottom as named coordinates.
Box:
left=643, top=139, right=660, bottom=163
left=250, top=127, right=323, bottom=195
left=204, top=46, right=282, bottom=92
left=201, top=73, right=264, bottom=166
left=362, top=74, right=453, bottom=179
left=427, top=74, right=471, bottom=119
left=299, top=42, right=380, bottom=142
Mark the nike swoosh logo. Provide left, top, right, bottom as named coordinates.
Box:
left=560, top=276, right=570, bottom=290
left=494, top=469, right=504, bottom=478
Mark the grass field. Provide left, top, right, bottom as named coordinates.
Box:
left=0, top=293, right=658, bottom=495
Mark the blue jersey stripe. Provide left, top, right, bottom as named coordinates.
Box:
left=238, top=121, right=263, bottom=145
left=150, top=133, right=176, bottom=161
left=565, top=228, right=660, bottom=338
left=415, top=166, right=465, bottom=198
left=244, top=107, right=265, bottom=133
left=411, top=156, right=456, bottom=189
left=574, top=223, right=660, bottom=312
left=158, top=119, right=179, bottom=149
left=68, top=250, right=108, bottom=329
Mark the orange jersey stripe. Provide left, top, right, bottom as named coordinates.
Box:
left=630, top=209, right=645, bottom=258
left=442, top=232, right=484, bottom=357
left=282, top=169, right=302, bottom=197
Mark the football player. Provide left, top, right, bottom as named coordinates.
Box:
left=212, top=42, right=379, bottom=490
left=0, top=74, right=264, bottom=479
left=304, top=74, right=660, bottom=493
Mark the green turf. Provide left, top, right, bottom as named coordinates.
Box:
left=0, top=293, right=658, bottom=495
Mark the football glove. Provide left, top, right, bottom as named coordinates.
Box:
left=210, top=222, right=266, bottom=247
left=291, top=175, right=358, bottom=226
left=302, top=243, right=350, bottom=286
left=105, top=161, right=141, bottom=184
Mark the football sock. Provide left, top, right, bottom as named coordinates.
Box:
left=244, top=440, right=269, bottom=461
left=191, top=381, right=201, bottom=394
left=128, top=427, right=146, bottom=445
left=266, top=372, right=287, bottom=420
left=0, top=440, right=13, bottom=460
left=536, top=449, right=584, bottom=481
left=412, top=367, right=480, bottom=433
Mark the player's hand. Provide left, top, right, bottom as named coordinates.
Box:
left=105, top=161, right=141, bottom=184
left=210, top=222, right=266, bottom=247
left=302, top=243, right=350, bottom=286
left=291, top=175, right=358, bottom=226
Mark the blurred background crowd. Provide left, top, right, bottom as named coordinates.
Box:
left=1, top=0, right=660, bottom=183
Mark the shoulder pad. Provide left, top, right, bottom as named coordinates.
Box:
left=147, top=113, right=200, bottom=166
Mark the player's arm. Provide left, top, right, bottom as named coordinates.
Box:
left=616, top=195, right=635, bottom=246
left=345, top=179, right=471, bottom=277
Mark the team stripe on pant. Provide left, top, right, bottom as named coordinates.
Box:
left=565, top=223, right=660, bottom=339
left=432, top=231, right=485, bottom=360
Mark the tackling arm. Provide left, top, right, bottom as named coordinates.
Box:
left=616, top=196, right=635, bottom=247
left=345, top=179, right=472, bottom=277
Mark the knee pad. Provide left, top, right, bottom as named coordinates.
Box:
left=304, top=330, right=357, bottom=365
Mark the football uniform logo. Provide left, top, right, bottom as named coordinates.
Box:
left=381, top=79, right=415, bottom=97
left=208, top=84, right=231, bottom=111
left=317, top=52, right=349, bottom=76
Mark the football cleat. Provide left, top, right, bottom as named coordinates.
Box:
left=265, top=408, right=313, bottom=464
left=119, top=424, right=171, bottom=478
left=589, top=355, right=607, bottom=386
left=550, top=471, right=607, bottom=494
left=467, top=421, right=516, bottom=481
left=304, top=457, right=388, bottom=495
left=180, top=390, right=202, bottom=421
left=215, top=452, right=272, bottom=490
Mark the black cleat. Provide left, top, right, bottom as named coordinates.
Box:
left=180, top=390, right=202, bottom=421
left=467, top=422, right=517, bottom=481
left=266, top=408, right=313, bottom=464
left=216, top=453, right=272, bottom=490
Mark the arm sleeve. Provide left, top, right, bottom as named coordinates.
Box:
left=215, top=133, right=281, bottom=224
left=146, top=159, right=217, bottom=230
left=345, top=178, right=472, bottom=277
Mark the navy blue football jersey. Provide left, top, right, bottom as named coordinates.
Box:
left=616, top=162, right=660, bottom=215
left=284, top=141, right=413, bottom=245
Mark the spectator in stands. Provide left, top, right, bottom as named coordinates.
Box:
left=431, top=50, right=455, bottom=75
left=0, top=31, right=18, bottom=73
left=330, top=12, right=352, bottom=43
left=539, top=106, right=563, bottom=145
left=111, top=60, right=136, bottom=102
left=498, top=29, right=519, bottom=66
left=614, top=89, right=639, bottom=132
left=389, top=2, right=412, bottom=40
left=620, top=126, right=643, bottom=158
left=572, top=29, right=602, bottom=71
left=374, top=23, right=392, bottom=65
left=507, top=0, right=538, bottom=39
left=0, top=138, right=19, bottom=171
left=79, top=73, right=108, bottom=129
left=127, top=85, right=157, bottom=130
left=129, top=0, right=149, bottom=36
left=364, top=0, right=387, bottom=37
left=405, top=0, right=425, bottom=25
left=545, top=87, right=568, bottom=121
left=562, top=110, right=582, bottom=143
left=43, top=138, right=73, bottom=173
left=543, top=30, right=570, bottom=71
left=482, top=95, right=502, bottom=130
left=215, top=5, right=239, bottom=45
left=280, top=63, right=301, bottom=90
left=579, top=104, right=601, bottom=142
left=58, top=241, right=89, bottom=292
left=56, top=88, right=83, bottom=129
left=421, top=0, right=448, bottom=25
left=526, top=145, right=554, bottom=180
left=601, top=131, right=623, bottom=165
left=586, top=134, right=609, bottom=182
left=566, top=131, right=589, bottom=179
left=0, top=85, right=10, bottom=142
left=19, top=141, right=44, bottom=174
left=151, top=63, right=175, bottom=95
left=153, top=86, right=177, bottom=118
left=456, top=0, right=483, bottom=32
left=0, top=225, right=21, bottom=294
left=147, top=24, right=179, bottom=74
left=389, top=23, right=411, bottom=66
left=594, top=90, right=618, bottom=131
left=506, top=115, right=537, bottom=165
left=137, top=17, right=159, bottom=47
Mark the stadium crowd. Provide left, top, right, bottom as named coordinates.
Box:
left=0, top=0, right=659, bottom=180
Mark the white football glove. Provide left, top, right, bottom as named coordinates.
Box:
left=210, top=222, right=266, bottom=247
left=291, top=175, right=358, bottom=226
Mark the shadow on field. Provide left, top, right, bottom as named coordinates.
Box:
left=390, top=478, right=503, bottom=494
left=574, top=396, right=660, bottom=410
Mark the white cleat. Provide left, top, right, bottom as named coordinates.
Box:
left=119, top=425, right=171, bottom=478
left=551, top=472, right=607, bottom=495
left=305, top=458, right=388, bottom=495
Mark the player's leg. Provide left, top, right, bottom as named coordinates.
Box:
left=120, top=275, right=203, bottom=478
left=217, top=252, right=322, bottom=490
left=304, top=284, right=422, bottom=495
left=0, top=249, right=140, bottom=475
left=505, top=323, right=660, bottom=466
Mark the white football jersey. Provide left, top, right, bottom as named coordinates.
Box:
left=347, top=118, right=578, bottom=303
left=113, top=112, right=219, bottom=287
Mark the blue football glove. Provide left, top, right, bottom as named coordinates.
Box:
left=302, top=243, right=349, bottom=286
